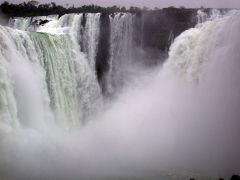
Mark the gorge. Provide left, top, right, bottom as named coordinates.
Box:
left=0, top=6, right=239, bottom=180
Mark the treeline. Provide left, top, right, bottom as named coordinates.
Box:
left=0, top=1, right=147, bottom=17
left=0, top=1, right=202, bottom=18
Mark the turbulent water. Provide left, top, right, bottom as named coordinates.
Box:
left=0, top=10, right=240, bottom=180
left=0, top=23, right=101, bottom=130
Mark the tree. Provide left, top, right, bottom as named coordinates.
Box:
left=28, top=1, right=39, bottom=6
left=120, top=6, right=126, bottom=12
left=51, top=2, right=56, bottom=8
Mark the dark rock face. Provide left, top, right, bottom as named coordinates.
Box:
left=231, top=175, right=240, bottom=180
left=81, top=13, right=87, bottom=27
left=39, top=19, right=49, bottom=26
left=133, top=8, right=197, bottom=60
left=95, top=13, right=111, bottom=94
left=0, top=9, right=9, bottom=26
left=79, top=13, right=87, bottom=52
left=30, top=19, right=50, bottom=27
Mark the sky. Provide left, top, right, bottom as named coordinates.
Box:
left=1, top=0, right=240, bottom=8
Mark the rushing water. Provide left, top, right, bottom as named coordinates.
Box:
left=0, top=10, right=240, bottom=180
left=0, top=23, right=101, bottom=130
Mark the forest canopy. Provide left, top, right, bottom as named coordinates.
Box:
left=0, top=1, right=146, bottom=17
left=0, top=1, right=200, bottom=18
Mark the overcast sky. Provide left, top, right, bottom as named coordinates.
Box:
left=1, top=0, right=240, bottom=8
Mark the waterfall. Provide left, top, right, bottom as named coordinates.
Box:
left=107, top=13, right=134, bottom=94
left=0, top=22, right=102, bottom=130
left=0, top=9, right=240, bottom=179
left=9, top=11, right=194, bottom=96
left=9, top=15, right=59, bottom=31
left=164, top=9, right=232, bottom=82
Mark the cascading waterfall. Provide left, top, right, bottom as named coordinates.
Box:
left=0, top=9, right=240, bottom=180
left=82, top=13, right=101, bottom=68
left=165, top=9, right=227, bottom=82
left=7, top=12, right=137, bottom=126
left=0, top=26, right=49, bottom=130
left=8, top=17, right=32, bottom=30
left=10, top=13, right=151, bottom=94
left=0, top=27, right=19, bottom=130
left=0, top=21, right=102, bottom=130
left=30, top=32, right=101, bottom=127
left=162, top=10, right=240, bottom=175
left=107, top=13, right=134, bottom=93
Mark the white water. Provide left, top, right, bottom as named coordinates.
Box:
left=107, top=13, right=134, bottom=94
left=9, top=15, right=59, bottom=31
left=10, top=13, right=140, bottom=95
left=0, top=10, right=240, bottom=180
left=0, top=24, right=101, bottom=129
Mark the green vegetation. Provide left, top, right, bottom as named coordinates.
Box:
left=0, top=1, right=144, bottom=17
left=0, top=1, right=206, bottom=18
